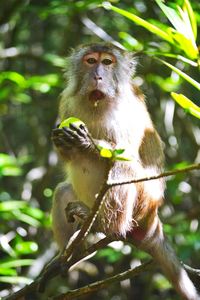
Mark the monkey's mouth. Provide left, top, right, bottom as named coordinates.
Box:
left=89, top=90, right=105, bottom=102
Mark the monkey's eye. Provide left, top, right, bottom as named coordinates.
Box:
left=86, top=57, right=97, bottom=64
left=102, top=58, right=113, bottom=65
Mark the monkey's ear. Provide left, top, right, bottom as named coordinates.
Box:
left=127, top=52, right=138, bottom=75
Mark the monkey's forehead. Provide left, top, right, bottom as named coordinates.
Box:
left=68, top=43, right=135, bottom=65
left=83, top=43, right=122, bottom=53
left=74, top=43, right=128, bottom=58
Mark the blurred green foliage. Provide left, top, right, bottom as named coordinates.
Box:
left=0, top=0, right=200, bottom=299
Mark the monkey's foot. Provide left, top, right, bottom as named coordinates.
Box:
left=65, top=201, right=90, bottom=223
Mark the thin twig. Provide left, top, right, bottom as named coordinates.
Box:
left=4, top=236, right=114, bottom=300
left=53, top=260, right=200, bottom=300
left=108, top=163, right=200, bottom=187
left=61, top=181, right=110, bottom=261
left=53, top=260, right=155, bottom=300
left=183, top=263, right=200, bottom=277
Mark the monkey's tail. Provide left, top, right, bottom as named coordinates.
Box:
left=140, top=220, right=200, bottom=300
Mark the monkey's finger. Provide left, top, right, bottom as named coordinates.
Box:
left=52, top=129, right=91, bottom=151
left=62, top=127, right=80, bottom=139
left=56, top=134, right=88, bottom=149
left=52, top=131, right=80, bottom=147
left=69, top=123, right=88, bottom=138
left=52, top=128, right=64, bottom=136
left=52, top=136, right=74, bottom=149
left=79, top=124, right=89, bottom=133
left=52, top=129, right=75, bottom=142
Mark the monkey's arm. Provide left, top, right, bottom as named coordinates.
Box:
left=52, top=124, right=102, bottom=246
left=139, top=127, right=164, bottom=170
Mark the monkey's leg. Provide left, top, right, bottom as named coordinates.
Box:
left=133, top=219, right=200, bottom=300
left=52, top=182, right=91, bottom=250
left=52, top=182, right=79, bottom=250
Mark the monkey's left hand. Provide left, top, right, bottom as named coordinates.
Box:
left=52, top=123, right=93, bottom=152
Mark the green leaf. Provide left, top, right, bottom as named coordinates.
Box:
left=153, top=274, right=172, bottom=290
left=0, top=201, right=27, bottom=212
left=113, top=149, right=133, bottom=161
left=147, top=74, right=181, bottom=92
left=0, top=154, right=22, bottom=177
left=155, top=0, right=184, bottom=33
left=104, top=2, right=198, bottom=59
left=26, top=74, right=60, bottom=93
left=0, top=268, right=17, bottom=276
left=11, top=210, right=41, bottom=227
left=96, top=248, right=123, bottom=263
left=119, top=32, right=143, bottom=51
left=146, top=51, right=198, bottom=66
left=177, top=6, right=193, bottom=40
left=15, top=241, right=38, bottom=255
left=155, top=0, right=198, bottom=59
left=102, top=3, right=174, bottom=44
left=14, top=93, right=31, bottom=104
left=44, top=53, right=66, bottom=67
left=0, top=154, right=17, bottom=166
left=169, top=29, right=198, bottom=59
left=22, top=206, right=44, bottom=220
left=0, top=72, right=26, bottom=88
left=171, top=92, right=200, bottom=119
left=113, top=154, right=133, bottom=161
left=113, top=149, right=125, bottom=155
left=1, top=166, right=22, bottom=177
left=0, top=276, right=32, bottom=284
left=184, top=0, right=197, bottom=40
left=158, top=59, right=200, bottom=91
left=0, top=259, right=34, bottom=269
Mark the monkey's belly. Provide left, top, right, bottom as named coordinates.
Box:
left=67, top=159, right=138, bottom=236
left=67, top=158, right=107, bottom=208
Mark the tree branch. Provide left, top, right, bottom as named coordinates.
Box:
left=52, top=260, right=200, bottom=300
left=108, top=163, right=200, bottom=187
left=53, top=260, right=155, bottom=300
left=4, top=236, right=114, bottom=300
left=4, top=162, right=200, bottom=300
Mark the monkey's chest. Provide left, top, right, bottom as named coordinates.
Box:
left=67, top=158, right=107, bottom=208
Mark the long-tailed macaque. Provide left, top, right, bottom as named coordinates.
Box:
left=51, top=43, right=199, bottom=300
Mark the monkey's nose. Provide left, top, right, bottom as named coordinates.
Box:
left=94, top=74, right=102, bottom=81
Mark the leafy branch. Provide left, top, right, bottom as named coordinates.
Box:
left=103, top=0, right=200, bottom=119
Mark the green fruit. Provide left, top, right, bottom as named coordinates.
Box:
left=59, top=117, right=84, bottom=129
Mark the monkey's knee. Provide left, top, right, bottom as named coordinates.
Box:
left=52, top=182, right=78, bottom=250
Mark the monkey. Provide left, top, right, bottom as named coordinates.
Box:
left=51, top=43, right=200, bottom=300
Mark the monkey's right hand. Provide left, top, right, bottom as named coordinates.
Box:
left=52, top=123, right=94, bottom=155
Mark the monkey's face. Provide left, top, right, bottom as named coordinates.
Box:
left=64, top=43, right=136, bottom=113
left=76, top=51, right=118, bottom=108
